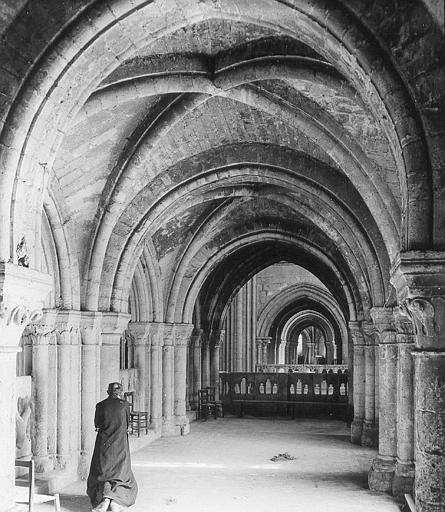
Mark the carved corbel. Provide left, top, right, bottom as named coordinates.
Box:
left=402, top=296, right=445, bottom=349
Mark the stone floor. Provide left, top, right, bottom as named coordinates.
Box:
left=18, top=417, right=401, bottom=512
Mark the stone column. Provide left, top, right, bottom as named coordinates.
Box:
left=350, top=322, right=365, bottom=444
left=325, top=340, right=335, bottom=364
left=235, top=293, right=243, bottom=371
left=190, top=329, right=203, bottom=410
left=210, top=330, right=225, bottom=401
left=368, top=307, right=397, bottom=493
left=100, top=312, right=130, bottom=396
left=129, top=322, right=151, bottom=412
left=306, top=341, right=315, bottom=364
left=361, top=322, right=378, bottom=448
left=174, top=323, right=194, bottom=433
left=392, top=309, right=415, bottom=496
left=79, top=311, right=102, bottom=474
left=256, top=337, right=271, bottom=368
left=149, top=323, right=163, bottom=432
left=0, top=263, right=51, bottom=511
left=68, top=314, right=81, bottom=465
left=391, top=252, right=445, bottom=511
left=262, top=337, right=271, bottom=364
left=55, top=310, right=81, bottom=472
left=256, top=338, right=264, bottom=367
left=162, top=324, right=175, bottom=435
left=30, top=311, right=57, bottom=472
left=201, top=332, right=211, bottom=388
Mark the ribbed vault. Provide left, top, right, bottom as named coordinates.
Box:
left=0, top=0, right=442, bottom=333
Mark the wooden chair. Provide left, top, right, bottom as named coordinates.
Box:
left=124, top=391, right=149, bottom=437
left=198, top=389, right=217, bottom=420
left=206, top=386, right=224, bottom=417
left=15, top=459, right=60, bottom=512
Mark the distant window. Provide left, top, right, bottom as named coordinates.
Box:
left=120, top=330, right=135, bottom=370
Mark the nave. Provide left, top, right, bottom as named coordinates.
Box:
left=1, top=2, right=443, bottom=512
left=50, top=418, right=400, bottom=512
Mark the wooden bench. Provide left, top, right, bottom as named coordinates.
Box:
left=231, top=399, right=348, bottom=420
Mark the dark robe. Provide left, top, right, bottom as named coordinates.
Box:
left=87, top=396, right=138, bottom=507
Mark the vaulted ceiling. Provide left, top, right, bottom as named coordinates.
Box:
left=0, top=0, right=442, bottom=324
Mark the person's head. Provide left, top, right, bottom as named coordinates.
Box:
left=107, top=382, right=123, bottom=398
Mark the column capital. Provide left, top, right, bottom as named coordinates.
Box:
left=256, top=336, right=271, bottom=346
left=370, top=307, right=396, bottom=333
left=79, top=311, right=102, bottom=345
left=56, top=309, right=81, bottom=329
left=190, top=328, right=204, bottom=348
left=393, top=308, right=415, bottom=337
left=391, top=252, right=445, bottom=350
left=163, top=323, right=175, bottom=346
left=128, top=321, right=151, bottom=345
left=27, top=309, right=58, bottom=345
left=0, top=262, right=52, bottom=344
left=101, top=311, right=130, bottom=334
left=54, top=309, right=81, bottom=345
left=175, top=323, right=194, bottom=346
left=361, top=321, right=377, bottom=345
left=148, top=322, right=165, bottom=346
left=349, top=322, right=365, bottom=346
left=200, top=331, right=210, bottom=348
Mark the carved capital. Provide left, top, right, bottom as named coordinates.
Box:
left=26, top=309, right=58, bottom=345
left=256, top=336, right=271, bottom=347
left=174, top=323, right=194, bottom=346
left=190, top=328, right=204, bottom=349
left=401, top=296, right=445, bottom=349
left=394, top=307, right=415, bottom=338
left=361, top=321, right=377, bottom=346
left=55, top=310, right=81, bottom=345
left=0, top=304, right=43, bottom=328
left=200, top=331, right=210, bottom=349
left=370, top=307, right=396, bottom=334
left=101, top=311, right=130, bottom=335
left=128, top=321, right=151, bottom=345
left=349, top=322, right=364, bottom=346
left=163, top=323, right=175, bottom=346
left=80, top=311, right=102, bottom=345
left=390, top=252, right=445, bottom=349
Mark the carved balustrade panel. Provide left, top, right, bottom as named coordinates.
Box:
left=219, top=372, right=348, bottom=404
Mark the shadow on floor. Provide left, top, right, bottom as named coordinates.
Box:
left=58, top=494, right=90, bottom=512
left=293, top=470, right=369, bottom=489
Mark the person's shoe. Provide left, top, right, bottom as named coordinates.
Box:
left=110, top=500, right=126, bottom=512
left=92, top=498, right=110, bottom=512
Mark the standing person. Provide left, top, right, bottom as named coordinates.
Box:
left=87, top=382, right=138, bottom=512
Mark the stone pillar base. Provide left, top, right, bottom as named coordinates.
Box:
left=162, top=418, right=180, bottom=437
left=175, top=416, right=190, bottom=435
left=361, top=421, right=378, bottom=448
left=368, top=456, right=396, bottom=493
left=392, top=460, right=415, bottom=497
left=150, top=418, right=163, bottom=432
left=34, top=455, right=54, bottom=474
left=351, top=418, right=363, bottom=444
left=78, top=451, right=90, bottom=480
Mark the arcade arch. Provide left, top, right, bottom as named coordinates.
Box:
left=0, top=3, right=443, bottom=512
